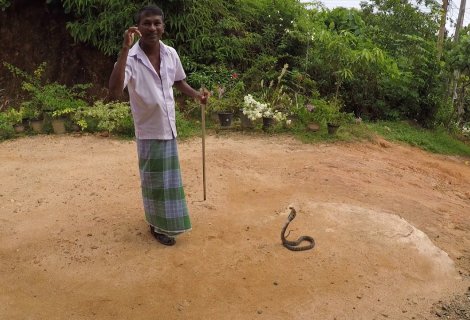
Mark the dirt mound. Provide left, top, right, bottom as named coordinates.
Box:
left=1, top=134, right=469, bottom=319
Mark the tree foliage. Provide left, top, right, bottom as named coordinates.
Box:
left=3, top=0, right=469, bottom=128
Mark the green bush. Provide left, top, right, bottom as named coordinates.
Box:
left=5, top=108, right=23, bottom=125
left=293, top=98, right=353, bottom=127
left=73, top=101, right=134, bottom=135
left=3, top=62, right=90, bottom=120
left=207, top=81, right=245, bottom=114
left=0, top=112, right=14, bottom=140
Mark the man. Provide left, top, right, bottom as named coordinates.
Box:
left=108, top=5, right=208, bottom=246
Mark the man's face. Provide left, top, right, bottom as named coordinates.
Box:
left=138, top=14, right=164, bottom=45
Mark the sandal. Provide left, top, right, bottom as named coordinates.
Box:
left=150, top=226, right=176, bottom=246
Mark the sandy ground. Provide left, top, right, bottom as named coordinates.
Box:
left=0, top=133, right=469, bottom=320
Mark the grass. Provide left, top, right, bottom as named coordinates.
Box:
left=184, top=116, right=470, bottom=157
left=366, top=121, right=470, bottom=157
left=291, top=122, right=375, bottom=144
left=3, top=114, right=469, bottom=158
left=175, top=110, right=202, bottom=140
left=212, top=118, right=470, bottom=157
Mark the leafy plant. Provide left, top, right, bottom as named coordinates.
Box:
left=73, top=100, right=133, bottom=135
left=0, top=112, right=15, bottom=140
left=207, top=80, right=245, bottom=114
left=52, top=107, right=76, bottom=119
left=0, top=108, right=23, bottom=139
left=3, top=62, right=90, bottom=120
left=5, top=108, right=23, bottom=125
left=302, top=98, right=354, bottom=127
left=258, top=63, right=292, bottom=113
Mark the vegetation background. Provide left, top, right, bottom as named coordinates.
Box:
left=0, top=0, right=469, bottom=153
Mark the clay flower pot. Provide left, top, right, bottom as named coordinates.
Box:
left=240, top=113, right=254, bottom=129
left=13, top=124, right=25, bottom=133
left=30, top=119, right=44, bottom=133
left=51, top=118, right=67, bottom=134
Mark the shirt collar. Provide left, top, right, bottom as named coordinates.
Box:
left=129, top=40, right=168, bottom=59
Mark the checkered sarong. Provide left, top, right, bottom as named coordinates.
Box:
left=137, top=139, right=191, bottom=236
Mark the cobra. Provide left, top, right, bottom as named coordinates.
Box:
left=281, top=207, right=315, bottom=251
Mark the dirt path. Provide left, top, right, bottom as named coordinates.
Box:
left=1, top=133, right=469, bottom=319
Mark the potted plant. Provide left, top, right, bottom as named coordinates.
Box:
left=208, top=83, right=244, bottom=128
left=326, top=115, right=342, bottom=134
left=325, top=110, right=354, bottom=135
left=4, top=62, right=47, bottom=132
left=50, top=107, right=77, bottom=134
left=242, top=94, right=287, bottom=131
left=242, top=64, right=291, bottom=131
left=20, top=103, right=44, bottom=133
left=40, top=83, right=90, bottom=134
left=0, top=112, right=15, bottom=139
left=5, top=108, right=25, bottom=133
left=4, top=62, right=90, bottom=134
left=241, top=94, right=263, bottom=128
left=208, top=95, right=234, bottom=127
left=305, top=98, right=353, bottom=135
left=72, top=100, right=133, bottom=135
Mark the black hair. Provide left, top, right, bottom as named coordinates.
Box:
left=134, top=5, right=164, bottom=24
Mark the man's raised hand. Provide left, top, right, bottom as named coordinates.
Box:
left=123, top=27, right=142, bottom=49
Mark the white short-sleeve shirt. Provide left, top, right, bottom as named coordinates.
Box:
left=123, top=41, right=186, bottom=139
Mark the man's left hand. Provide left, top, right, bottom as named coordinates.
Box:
left=198, top=88, right=210, bottom=105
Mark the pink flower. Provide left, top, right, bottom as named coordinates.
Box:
left=231, top=73, right=239, bottom=79
left=306, top=104, right=315, bottom=112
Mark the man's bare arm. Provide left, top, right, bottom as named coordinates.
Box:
left=174, top=80, right=209, bottom=104
left=108, top=27, right=141, bottom=100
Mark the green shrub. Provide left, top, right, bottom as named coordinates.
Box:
left=295, top=98, right=350, bottom=125
left=3, top=62, right=91, bottom=120
left=5, top=108, right=23, bottom=125
left=0, top=112, right=14, bottom=140
left=207, top=81, right=245, bottom=114
left=73, top=101, right=134, bottom=135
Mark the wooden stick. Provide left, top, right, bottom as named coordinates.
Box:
left=201, top=103, right=207, bottom=201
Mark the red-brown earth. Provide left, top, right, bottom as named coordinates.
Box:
left=1, top=133, right=469, bottom=319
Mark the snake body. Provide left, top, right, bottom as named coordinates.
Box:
left=281, top=207, right=315, bottom=251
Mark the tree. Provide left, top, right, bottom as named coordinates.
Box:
left=437, top=0, right=449, bottom=59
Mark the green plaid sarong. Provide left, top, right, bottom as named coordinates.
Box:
left=137, top=139, right=191, bottom=236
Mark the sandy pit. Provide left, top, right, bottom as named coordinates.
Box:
left=0, top=133, right=469, bottom=319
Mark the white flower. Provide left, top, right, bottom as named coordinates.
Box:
left=243, top=94, right=288, bottom=123
left=243, top=94, right=268, bottom=121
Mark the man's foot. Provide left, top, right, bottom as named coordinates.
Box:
left=150, top=226, right=176, bottom=246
